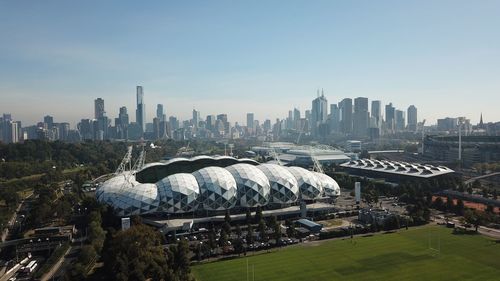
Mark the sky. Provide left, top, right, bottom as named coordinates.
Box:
left=1, top=0, right=499, bottom=127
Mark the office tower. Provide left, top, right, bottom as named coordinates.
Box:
left=385, top=103, right=395, bottom=134
left=136, top=86, right=145, bottom=133
left=44, top=115, right=54, bottom=130
left=371, top=100, right=382, bottom=128
left=329, top=104, right=340, bottom=133
left=395, top=110, right=405, bottom=131
left=339, top=98, right=353, bottom=135
left=94, top=98, right=105, bottom=119
left=263, top=119, right=271, bottom=132
left=58, top=123, right=70, bottom=141
left=217, top=114, right=229, bottom=133
left=192, top=109, right=200, bottom=128
left=156, top=104, right=165, bottom=121
left=353, top=97, right=369, bottom=137
left=169, top=116, right=179, bottom=131
left=311, top=90, right=328, bottom=136
left=407, top=105, right=417, bottom=132
left=9, top=122, right=20, bottom=143
left=293, top=108, right=301, bottom=121
left=78, top=119, right=94, bottom=140
left=206, top=115, right=216, bottom=132
left=247, top=113, right=254, bottom=131
left=118, top=106, right=129, bottom=126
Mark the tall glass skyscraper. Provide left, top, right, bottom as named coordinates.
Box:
left=136, top=86, right=145, bottom=133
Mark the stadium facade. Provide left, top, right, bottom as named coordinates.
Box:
left=96, top=156, right=341, bottom=217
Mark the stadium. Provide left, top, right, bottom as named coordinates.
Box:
left=96, top=155, right=340, bottom=217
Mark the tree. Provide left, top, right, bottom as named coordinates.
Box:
left=207, top=228, right=217, bottom=250
left=245, top=208, right=252, bottom=224
left=88, top=220, right=106, bottom=253
left=224, top=210, right=232, bottom=224
left=254, top=206, right=263, bottom=223
left=464, top=209, right=483, bottom=232
left=233, top=238, right=244, bottom=256
left=246, top=224, right=254, bottom=245
left=486, top=205, right=495, bottom=213
left=102, top=224, right=177, bottom=281
left=235, top=224, right=242, bottom=238
left=455, top=199, right=465, bottom=216
left=258, top=219, right=268, bottom=242
left=285, top=219, right=296, bottom=238
left=446, top=197, right=455, bottom=212
left=433, top=197, right=444, bottom=210
left=219, top=229, right=228, bottom=248
left=171, top=238, right=191, bottom=279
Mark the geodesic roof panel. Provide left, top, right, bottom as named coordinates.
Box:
left=100, top=183, right=159, bottom=216
left=96, top=172, right=137, bottom=203
left=157, top=173, right=200, bottom=213
left=193, top=167, right=238, bottom=210
left=313, top=172, right=340, bottom=197
left=226, top=164, right=270, bottom=207
left=287, top=167, right=323, bottom=200
left=256, top=164, right=299, bottom=204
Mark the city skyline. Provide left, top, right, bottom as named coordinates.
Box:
left=2, top=1, right=500, bottom=125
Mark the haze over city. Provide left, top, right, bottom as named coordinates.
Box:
left=1, top=0, right=500, bottom=126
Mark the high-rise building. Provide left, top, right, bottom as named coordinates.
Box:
left=339, top=98, right=353, bottom=135
left=371, top=100, right=382, bottom=128
left=311, top=90, right=328, bottom=136
left=353, top=97, right=369, bottom=137
left=293, top=108, right=301, bottom=121
left=206, top=115, right=216, bottom=132
left=329, top=104, right=340, bottom=133
left=192, top=109, right=200, bottom=128
left=246, top=113, right=254, bottom=130
left=156, top=104, right=165, bottom=121
left=407, top=105, right=417, bottom=132
left=395, top=110, right=405, bottom=131
left=136, top=86, right=145, bottom=133
left=94, top=98, right=105, bottom=119
left=44, top=115, right=54, bottom=130
left=385, top=103, right=395, bottom=134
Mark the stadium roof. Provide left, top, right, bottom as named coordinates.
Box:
left=340, top=159, right=454, bottom=178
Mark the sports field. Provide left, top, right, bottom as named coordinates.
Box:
left=192, top=226, right=500, bottom=281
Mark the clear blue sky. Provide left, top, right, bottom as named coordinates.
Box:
left=1, top=0, right=499, bottom=127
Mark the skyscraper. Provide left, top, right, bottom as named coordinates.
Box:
left=329, top=104, right=340, bottom=133
left=311, top=90, right=328, bottom=136
left=385, top=103, right=395, bottom=134
left=407, top=105, right=417, bottom=132
left=43, top=115, right=54, bottom=130
left=371, top=100, right=382, bottom=129
left=94, top=98, right=105, bottom=119
left=339, top=98, right=353, bottom=135
left=395, top=110, right=405, bottom=132
left=246, top=113, right=254, bottom=130
left=192, top=109, right=200, bottom=128
left=353, top=97, right=369, bottom=137
left=136, top=86, right=145, bottom=133
left=156, top=104, right=165, bottom=121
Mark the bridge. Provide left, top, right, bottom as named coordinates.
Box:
left=464, top=172, right=500, bottom=185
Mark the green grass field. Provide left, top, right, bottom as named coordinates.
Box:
left=192, top=226, right=500, bottom=281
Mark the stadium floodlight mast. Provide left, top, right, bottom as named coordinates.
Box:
left=115, top=146, right=133, bottom=175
